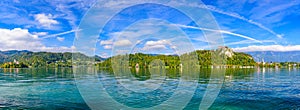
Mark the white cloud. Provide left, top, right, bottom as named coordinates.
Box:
left=144, top=40, right=171, bottom=47
left=33, top=32, right=48, bottom=36
left=100, top=39, right=132, bottom=49
left=0, top=28, right=42, bottom=50
left=143, top=45, right=167, bottom=51
left=170, top=45, right=177, bottom=49
left=142, top=40, right=170, bottom=51
left=100, top=39, right=113, bottom=49
left=100, top=39, right=113, bottom=45
left=57, top=37, right=65, bottom=41
left=114, top=39, right=132, bottom=47
left=226, top=40, right=276, bottom=46
left=38, top=46, right=74, bottom=52
left=34, top=13, right=59, bottom=28
left=103, top=45, right=112, bottom=49
left=233, top=45, right=300, bottom=52
left=0, top=28, right=74, bottom=52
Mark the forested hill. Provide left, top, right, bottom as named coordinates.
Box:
left=97, top=46, right=257, bottom=68
left=1, top=47, right=256, bottom=68
left=0, top=50, right=103, bottom=68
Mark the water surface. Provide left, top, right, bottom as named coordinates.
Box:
left=1, top=68, right=300, bottom=109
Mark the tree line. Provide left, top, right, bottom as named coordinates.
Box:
left=97, top=49, right=257, bottom=68
left=0, top=51, right=101, bottom=68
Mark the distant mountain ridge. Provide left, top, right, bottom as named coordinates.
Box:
left=0, top=50, right=32, bottom=63
left=4, top=50, right=298, bottom=64
left=0, top=50, right=104, bottom=64
left=0, top=50, right=31, bottom=55
left=246, top=51, right=300, bottom=62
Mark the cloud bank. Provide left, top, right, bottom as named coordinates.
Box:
left=0, top=28, right=73, bottom=52
left=233, top=45, right=300, bottom=52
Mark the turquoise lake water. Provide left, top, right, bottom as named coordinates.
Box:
left=1, top=68, right=300, bottom=109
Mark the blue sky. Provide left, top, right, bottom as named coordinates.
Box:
left=0, top=0, right=299, bottom=57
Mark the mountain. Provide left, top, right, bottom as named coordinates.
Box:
left=0, top=50, right=32, bottom=63
left=216, top=46, right=235, bottom=58
left=246, top=51, right=300, bottom=62
left=94, top=55, right=107, bottom=61
left=0, top=50, right=31, bottom=56
left=214, top=46, right=256, bottom=66
left=0, top=50, right=104, bottom=67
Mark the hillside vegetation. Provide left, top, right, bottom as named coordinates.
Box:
left=0, top=47, right=256, bottom=68
left=97, top=46, right=256, bottom=68
left=0, top=50, right=102, bottom=68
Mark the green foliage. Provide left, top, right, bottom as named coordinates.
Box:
left=0, top=51, right=101, bottom=68
left=98, top=53, right=181, bottom=69
left=227, top=52, right=256, bottom=66
left=97, top=49, right=256, bottom=68
left=0, top=48, right=258, bottom=69
left=1, top=62, right=28, bottom=68
left=259, top=62, right=300, bottom=68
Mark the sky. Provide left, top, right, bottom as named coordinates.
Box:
left=0, top=0, right=299, bottom=57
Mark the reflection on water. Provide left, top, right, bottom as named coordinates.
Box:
left=0, top=68, right=88, bottom=109
left=98, top=68, right=254, bottom=83
left=1, top=68, right=300, bottom=109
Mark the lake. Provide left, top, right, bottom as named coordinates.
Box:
left=1, top=67, right=300, bottom=109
